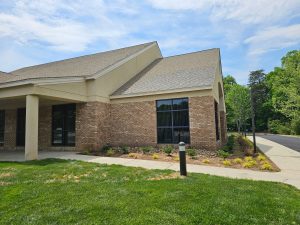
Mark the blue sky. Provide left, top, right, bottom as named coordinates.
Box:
left=0, top=0, right=300, bottom=84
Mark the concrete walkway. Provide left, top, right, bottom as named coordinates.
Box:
left=1, top=136, right=299, bottom=189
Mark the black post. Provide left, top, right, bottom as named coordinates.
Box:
left=179, top=142, right=187, bottom=176
left=250, top=88, right=257, bottom=154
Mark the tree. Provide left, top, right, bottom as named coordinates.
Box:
left=223, top=75, right=237, bottom=131
left=226, top=84, right=251, bottom=133
left=248, top=70, right=271, bottom=131
left=267, top=50, right=300, bottom=134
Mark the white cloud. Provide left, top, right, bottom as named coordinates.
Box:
left=244, top=24, right=300, bottom=56
left=0, top=0, right=128, bottom=51
left=148, top=0, right=300, bottom=25
left=147, top=0, right=209, bottom=11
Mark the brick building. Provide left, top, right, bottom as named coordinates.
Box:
left=0, top=42, right=227, bottom=160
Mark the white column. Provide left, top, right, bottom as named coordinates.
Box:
left=25, top=95, right=39, bottom=160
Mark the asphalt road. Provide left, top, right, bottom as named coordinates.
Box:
left=256, top=133, right=300, bottom=152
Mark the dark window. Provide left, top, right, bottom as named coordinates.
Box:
left=52, top=104, right=76, bottom=146
left=0, top=110, right=5, bottom=146
left=16, top=108, right=26, bottom=146
left=156, top=98, right=190, bottom=144
left=214, top=101, right=220, bottom=141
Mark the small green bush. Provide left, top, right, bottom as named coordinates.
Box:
left=227, top=134, right=235, bottom=152
left=186, top=148, right=197, bottom=157
left=101, top=144, right=112, bottom=154
left=106, top=148, right=115, bottom=156
left=217, top=150, right=230, bottom=159
left=162, top=145, right=173, bottom=155
left=141, top=146, right=153, bottom=154
left=120, top=146, right=129, bottom=154
left=220, top=146, right=230, bottom=152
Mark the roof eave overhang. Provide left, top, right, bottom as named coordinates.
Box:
left=0, top=77, right=85, bottom=89
left=110, top=86, right=213, bottom=100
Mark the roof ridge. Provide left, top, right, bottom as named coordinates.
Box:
left=163, top=48, right=219, bottom=59
left=11, top=41, right=156, bottom=74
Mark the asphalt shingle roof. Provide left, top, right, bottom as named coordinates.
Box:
left=0, top=71, right=18, bottom=83
left=112, top=48, right=219, bottom=96
left=1, top=42, right=154, bottom=84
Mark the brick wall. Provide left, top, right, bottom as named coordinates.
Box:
left=3, top=109, right=17, bottom=150
left=189, top=96, right=218, bottom=151
left=1, top=96, right=226, bottom=152
left=76, top=102, right=111, bottom=151
left=110, top=101, right=156, bottom=147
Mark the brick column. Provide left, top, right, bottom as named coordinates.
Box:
left=189, top=96, right=217, bottom=151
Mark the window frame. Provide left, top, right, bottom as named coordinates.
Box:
left=156, top=98, right=190, bottom=144
left=0, top=110, right=5, bottom=146
left=52, top=104, right=76, bottom=147
left=214, top=101, right=220, bottom=141
left=16, top=108, right=26, bottom=147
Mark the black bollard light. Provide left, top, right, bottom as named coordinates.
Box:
left=179, top=142, right=187, bottom=176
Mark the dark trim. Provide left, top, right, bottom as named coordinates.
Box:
left=51, top=104, right=76, bottom=147
left=16, top=108, right=26, bottom=147
left=214, top=101, right=220, bottom=141
left=0, top=110, right=5, bottom=146
left=156, top=97, right=190, bottom=144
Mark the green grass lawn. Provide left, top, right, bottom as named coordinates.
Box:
left=0, top=159, right=299, bottom=225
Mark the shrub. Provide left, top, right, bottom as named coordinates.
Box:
left=217, top=150, right=230, bottom=159
left=186, top=148, right=197, bottom=157
left=257, top=154, right=266, bottom=161
left=244, top=156, right=253, bottom=162
left=233, top=158, right=243, bottom=164
left=152, top=154, right=159, bottom=160
left=261, top=163, right=273, bottom=171
left=237, top=135, right=254, bottom=155
left=128, top=153, right=138, bottom=159
left=120, top=146, right=129, bottom=154
left=268, top=120, right=291, bottom=135
left=162, top=145, right=173, bottom=156
left=222, top=160, right=232, bottom=166
left=226, top=134, right=235, bottom=152
left=220, top=146, right=230, bottom=152
left=291, top=118, right=300, bottom=135
left=106, top=148, right=115, bottom=156
left=101, top=144, right=112, bottom=154
left=242, top=160, right=257, bottom=168
left=141, top=146, right=153, bottom=154
left=202, top=159, right=210, bottom=164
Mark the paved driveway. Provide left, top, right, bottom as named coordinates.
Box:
left=256, top=134, right=300, bottom=152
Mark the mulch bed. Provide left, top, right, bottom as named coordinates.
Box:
left=80, top=147, right=280, bottom=172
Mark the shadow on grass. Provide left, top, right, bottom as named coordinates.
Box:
left=0, top=158, right=71, bottom=166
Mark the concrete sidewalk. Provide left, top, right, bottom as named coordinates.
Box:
left=1, top=136, right=299, bottom=189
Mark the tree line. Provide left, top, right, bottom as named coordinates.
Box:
left=224, top=50, right=300, bottom=135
